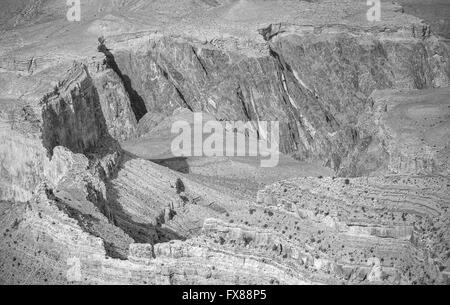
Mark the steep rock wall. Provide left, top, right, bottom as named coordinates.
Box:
left=340, top=87, right=450, bottom=176
left=0, top=60, right=133, bottom=202
left=40, top=63, right=106, bottom=156
left=88, top=57, right=138, bottom=142
left=109, top=28, right=449, bottom=171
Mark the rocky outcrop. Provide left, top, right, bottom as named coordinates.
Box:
left=0, top=57, right=138, bottom=203
left=4, top=170, right=448, bottom=284
left=40, top=63, right=107, bottom=157
left=340, top=87, right=450, bottom=176
left=256, top=175, right=450, bottom=284
left=0, top=0, right=449, bottom=286
left=0, top=151, right=321, bottom=284
left=88, top=57, right=138, bottom=142
left=1, top=62, right=105, bottom=202
left=107, top=26, right=449, bottom=171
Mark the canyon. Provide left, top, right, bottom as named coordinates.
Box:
left=0, top=0, right=449, bottom=285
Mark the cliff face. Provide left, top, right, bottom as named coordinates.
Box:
left=109, top=27, right=449, bottom=172
left=264, top=25, right=450, bottom=170
left=0, top=0, right=449, bottom=285
left=88, top=58, right=138, bottom=142
left=0, top=63, right=104, bottom=202
left=40, top=64, right=106, bottom=156
left=0, top=59, right=136, bottom=202
left=341, top=87, right=450, bottom=177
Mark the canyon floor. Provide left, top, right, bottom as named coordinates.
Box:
left=0, top=0, right=449, bottom=285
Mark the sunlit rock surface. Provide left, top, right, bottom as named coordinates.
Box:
left=0, top=0, right=449, bottom=285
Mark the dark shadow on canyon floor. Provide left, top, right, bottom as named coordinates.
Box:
left=149, top=157, right=190, bottom=174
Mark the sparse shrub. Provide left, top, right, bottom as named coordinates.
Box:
left=175, top=178, right=185, bottom=194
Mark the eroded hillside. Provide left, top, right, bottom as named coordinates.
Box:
left=0, top=0, right=449, bottom=285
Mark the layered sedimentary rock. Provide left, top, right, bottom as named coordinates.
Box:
left=1, top=62, right=104, bottom=202
left=0, top=58, right=136, bottom=202
left=0, top=0, right=449, bottom=285
left=3, top=168, right=448, bottom=284
left=341, top=87, right=450, bottom=176
left=0, top=151, right=320, bottom=284
left=107, top=25, right=449, bottom=171
left=256, top=175, right=450, bottom=284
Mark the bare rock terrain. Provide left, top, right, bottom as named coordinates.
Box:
left=0, top=0, right=449, bottom=285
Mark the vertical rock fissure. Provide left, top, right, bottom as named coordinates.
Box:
left=237, top=84, right=260, bottom=140
left=175, top=87, right=193, bottom=112
left=191, top=46, right=208, bottom=76
left=156, top=63, right=194, bottom=111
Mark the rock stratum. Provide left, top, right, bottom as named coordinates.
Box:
left=0, top=0, right=449, bottom=285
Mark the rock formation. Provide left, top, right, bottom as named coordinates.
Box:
left=0, top=0, right=449, bottom=285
